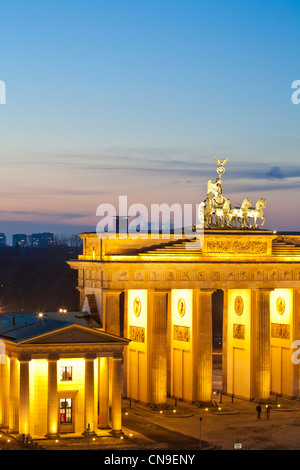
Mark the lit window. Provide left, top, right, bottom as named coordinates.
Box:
left=60, top=366, right=72, bottom=381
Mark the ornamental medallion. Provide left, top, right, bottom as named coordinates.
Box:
left=133, top=296, right=141, bottom=317
left=234, top=296, right=244, bottom=316
left=276, top=296, right=285, bottom=315
left=177, top=297, right=186, bottom=317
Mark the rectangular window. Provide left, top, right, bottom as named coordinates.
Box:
left=60, top=366, right=72, bottom=381
left=60, top=398, right=72, bottom=423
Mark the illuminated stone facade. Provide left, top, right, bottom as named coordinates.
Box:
left=0, top=314, right=128, bottom=437
left=69, top=230, right=300, bottom=403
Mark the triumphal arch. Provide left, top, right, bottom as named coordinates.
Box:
left=69, top=159, right=300, bottom=405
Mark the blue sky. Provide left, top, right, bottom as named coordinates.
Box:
left=0, top=0, right=299, bottom=242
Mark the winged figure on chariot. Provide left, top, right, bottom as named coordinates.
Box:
left=200, top=158, right=266, bottom=229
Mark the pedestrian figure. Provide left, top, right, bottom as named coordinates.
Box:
left=266, top=405, right=271, bottom=419
left=256, top=405, right=261, bottom=419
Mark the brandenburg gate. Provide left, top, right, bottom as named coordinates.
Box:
left=69, top=159, right=300, bottom=405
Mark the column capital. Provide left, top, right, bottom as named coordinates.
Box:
left=112, top=354, right=123, bottom=360
left=199, top=288, right=217, bottom=295
left=18, top=355, right=31, bottom=363
left=255, top=288, right=274, bottom=294
left=85, top=353, right=97, bottom=360
left=48, top=354, right=60, bottom=361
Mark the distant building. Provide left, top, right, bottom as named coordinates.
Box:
left=30, top=232, right=54, bottom=248
left=12, top=234, right=28, bottom=247
left=0, top=233, right=6, bottom=246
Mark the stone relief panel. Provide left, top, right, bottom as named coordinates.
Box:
left=197, top=271, right=206, bottom=281
left=226, top=272, right=235, bottom=281
left=118, top=271, right=129, bottom=281
left=173, top=325, right=190, bottom=342
left=207, top=239, right=268, bottom=254
left=233, top=324, right=245, bottom=340
left=181, top=271, right=191, bottom=281
left=211, top=272, right=220, bottom=281
left=271, top=323, right=290, bottom=340
left=150, top=271, right=160, bottom=281
left=129, top=326, right=145, bottom=343
left=134, top=272, right=144, bottom=281
left=165, top=271, right=175, bottom=281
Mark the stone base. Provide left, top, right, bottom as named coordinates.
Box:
left=98, top=425, right=111, bottom=430
left=82, top=430, right=97, bottom=437
left=109, top=429, right=124, bottom=437
left=148, top=403, right=171, bottom=411
left=195, top=400, right=215, bottom=408
left=45, top=432, right=60, bottom=440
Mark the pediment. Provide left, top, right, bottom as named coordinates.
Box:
left=20, top=325, right=128, bottom=345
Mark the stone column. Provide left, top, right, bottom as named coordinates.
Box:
left=252, top=288, right=273, bottom=401
left=98, top=357, right=110, bottom=429
left=9, top=357, right=19, bottom=433
left=195, top=289, right=215, bottom=404
left=0, top=363, right=2, bottom=426
left=148, top=291, right=168, bottom=406
left=19, top=356, right=31, bottom=437
left=0, top=354, right=10, bottom=427
left=1, top=355, right=9, bottom=427
left=105, top=291, right=123, bottom=336
left=110, top=357, right=123, bottom=435
left=83, top=354, right=96, bottom=435
left=46, top=355, right=59, bottom=438
left=122, top=290, right=128, bottom=398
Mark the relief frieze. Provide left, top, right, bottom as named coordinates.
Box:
left=271, top=323, right=290, bottom=340
left=129, top=326, right=145, bottom=343
left=206, top=239, right=268, bottom=254
left=173, top=325, right=190, bottom=342
left=233, top=324, right=245, bottom=340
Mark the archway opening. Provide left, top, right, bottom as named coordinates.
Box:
left=212, top=289, right=223, bottom=391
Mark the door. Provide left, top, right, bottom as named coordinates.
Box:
left=58, top=397, right=75, bottom=433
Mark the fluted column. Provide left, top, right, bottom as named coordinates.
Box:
left=253, top=289, right=273, bottom=401
left=98, top=357, right=110, bottom=429
left=195, top=289, right=215, bottom=403
left=105, top=291, right=123, bottom=336
left=110, top=357, right=123, bottom=435
left=148, top=290, right=168, bottom=405
left=19, top=356, right=31, bottom=437
left=0, top=355, right=9, bottom=427
left=83, top=354, right=96, bottom=435
left=46, top=355, right=59, bottom=438
left=9, top=357, right=19, bottom=433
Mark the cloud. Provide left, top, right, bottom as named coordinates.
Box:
left=265, top=166, right=285, bottom=179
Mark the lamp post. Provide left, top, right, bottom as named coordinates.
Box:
left=199, top=416, right=202, bottom=449
left=87, top=423, right=90, bottom=449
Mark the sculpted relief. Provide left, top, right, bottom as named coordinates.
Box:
left=206, top=239, right=268, bottom=254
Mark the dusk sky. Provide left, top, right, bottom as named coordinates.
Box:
left=0, top=0, right=300, bottom=243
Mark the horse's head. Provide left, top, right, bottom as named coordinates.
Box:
left=256, top=198, right=266, bottom=208
left=242, top=197, right=251, bottom=208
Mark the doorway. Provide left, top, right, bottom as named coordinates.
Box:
left=58, top=397, right=75, bottom=433
left=212, top=290, right=223, bottom=391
